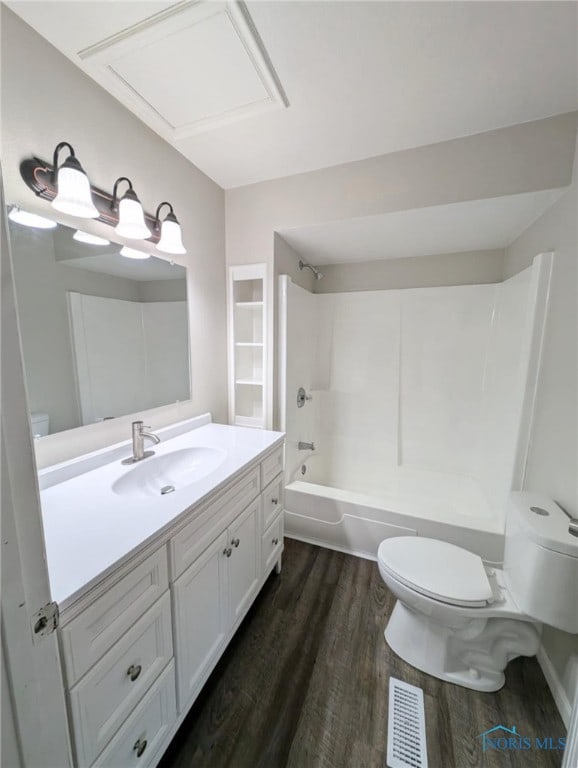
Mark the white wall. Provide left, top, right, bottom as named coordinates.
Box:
left=274, top=234, right=315, bottom=293
left=1, top=7, right=227, bottom=465
left=138, top=279, right=186, bottom=302
left=228, top=113, right=576, bottom=267
left=228, top=113, right=577, bottom=430
left=313, top=249, right=505, bottom=293
left=504, top=141, right=578, bottom=717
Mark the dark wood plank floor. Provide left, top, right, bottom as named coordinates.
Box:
left=159, top=539, right=566, bottom=768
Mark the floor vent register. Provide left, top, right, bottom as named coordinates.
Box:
left=387, top=677, right=428, bottom=768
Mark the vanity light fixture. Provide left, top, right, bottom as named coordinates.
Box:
left=154, top=202, right=186, bottom=256
left=51, top=142, right=98, bottom=219
left=111, top=177, right=151, bottom=240
left=20, top=149, right=187, bottom=254
left=120, top=245, right=151, bottom=260
left=73, top=230, right=110, bottom=246
left=8, top=206, right=57, bottom=229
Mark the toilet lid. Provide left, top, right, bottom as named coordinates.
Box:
left=378, top=537, right=493, bottom=607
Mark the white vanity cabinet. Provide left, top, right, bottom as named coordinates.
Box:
left=172, top=531, right=229, bottom=710
left=172, top=499, right=261, bottom=711
left=56, top=439, right=284, bottom=767
left=227, top=498, right=261, bottom=627
left=59, top=548, right=175, bottom=768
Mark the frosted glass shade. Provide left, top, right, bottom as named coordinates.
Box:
left=157, top=217, right=186, bottom=255
left=115, top=196, right=151, bottom=240
left=51, top=162, right=98, bottom=219
left=120, top=246, right=150, bottom=260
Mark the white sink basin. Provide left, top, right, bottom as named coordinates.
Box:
left=112, top=447, right=227, bottom=498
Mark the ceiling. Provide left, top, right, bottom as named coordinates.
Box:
left=278, top=188, right=565, bottom=265
left=8, top=1, right=578, bottom=189
left=52, top=224, right=186, bottom=280
left=60, top=251, right=186, bottom=281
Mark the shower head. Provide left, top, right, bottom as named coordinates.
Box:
left=298, top=259, right=323, bottom=280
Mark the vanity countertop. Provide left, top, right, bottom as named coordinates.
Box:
left=38, top=415, right=284, bottom=611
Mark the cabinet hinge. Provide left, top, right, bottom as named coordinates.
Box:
left=32, top=601, right=59, bottom=640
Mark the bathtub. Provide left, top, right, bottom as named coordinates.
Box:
left=284, top=461, right=505, bottom=565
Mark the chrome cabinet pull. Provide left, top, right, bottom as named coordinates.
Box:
left=231, top=537, right=240, bottom=548
left=272, top=537, right=279, bottom=546
left=223, top=547, right=232, bottom=558
left=133, top=738, right=147, bottom=757
left=127, top=664, right=142, bottom=682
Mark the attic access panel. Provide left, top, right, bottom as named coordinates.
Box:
left=79, top=1, right=287, bottom=139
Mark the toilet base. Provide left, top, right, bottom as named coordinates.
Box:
left=385, top=600, right=541, bottom=692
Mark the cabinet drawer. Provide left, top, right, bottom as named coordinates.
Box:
left=261, top=475, right=284, bottom=530
left=262, top=513, right=284, bottom=574
left=92, top=662, right=176, bottom=768
left=69, top=593, right=173, bottom=767
left=170, top=465, right=260, bottom=579
left=260, top=446, right=284, bottom=489
left=61, top=548, right=168, bottom=686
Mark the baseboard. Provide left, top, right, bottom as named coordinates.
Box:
left=537, top=644, right=571, bottom=728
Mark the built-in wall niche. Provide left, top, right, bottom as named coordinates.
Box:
left=7, top=212, right=190, bottom=437
left=228, top=264, right=267, bottom=428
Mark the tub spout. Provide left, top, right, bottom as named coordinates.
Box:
left=298, top=441, right=315, bottom=451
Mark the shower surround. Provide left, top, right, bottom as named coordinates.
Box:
left=278, top=255, right=551, bottom=563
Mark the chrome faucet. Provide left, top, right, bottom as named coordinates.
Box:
left=556, top=500, right=578, bottom=538
left=122, top=421, right=161, bottom=465
left=298, top=441, right=315, bottom=451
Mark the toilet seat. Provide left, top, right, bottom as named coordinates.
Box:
left=378, top=537, right=494, bottom=608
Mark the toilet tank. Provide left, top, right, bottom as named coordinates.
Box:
left=30, top=412, right=49, bottom=438
left=504, top=492, right=578, bottom=634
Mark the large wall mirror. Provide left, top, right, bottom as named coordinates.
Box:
left=7, top=210, right=190, bottom=437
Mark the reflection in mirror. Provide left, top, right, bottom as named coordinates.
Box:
left=7, top=211, right=190, bottom=437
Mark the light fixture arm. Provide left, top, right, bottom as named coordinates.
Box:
left=51, top=142, right=76, bottom=182
left=154, top=201, right=175, bottom=231
left=111, top=177, right=134, bottom=211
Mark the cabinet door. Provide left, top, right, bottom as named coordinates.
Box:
left=227, top=499, right=260, bottom=628
left=172, top=532, right=228, bottom=712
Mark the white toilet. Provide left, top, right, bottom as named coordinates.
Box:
left=377, top=492, right=578, bottom=692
